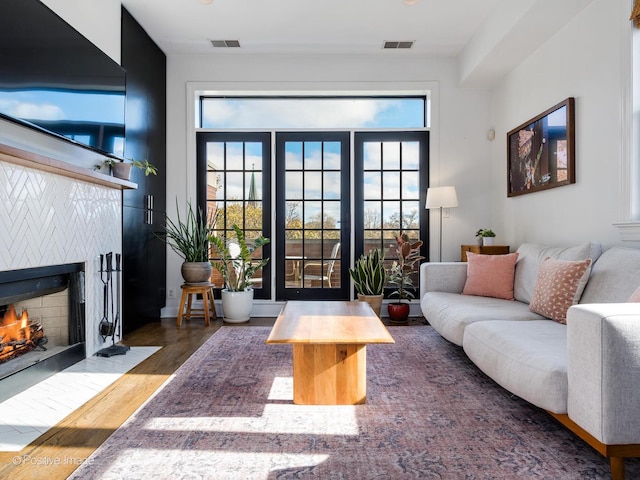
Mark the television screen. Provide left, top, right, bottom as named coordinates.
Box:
left=0, top=0, right=126, bottom=158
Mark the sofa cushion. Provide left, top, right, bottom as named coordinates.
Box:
left=529, top=258, right=592, bottom=324
left=421, top=291, right=545, bottom=346
left=580, top=246, right=640, bottom=304
left=462, top=252, right=519, bottom=300
left=513, top=242, right=602, bottom=304
left=463, top=320, right=568, bottom=414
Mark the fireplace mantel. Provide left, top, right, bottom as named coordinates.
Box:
left=0, top=143, right=137, bottom=190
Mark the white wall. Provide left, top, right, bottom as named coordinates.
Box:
left=165, top=53, right=494, bottom=313
left=490, top=0, right=638, bottom=250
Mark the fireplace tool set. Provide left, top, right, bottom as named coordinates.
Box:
left=96, top=252, right=130, bottom=357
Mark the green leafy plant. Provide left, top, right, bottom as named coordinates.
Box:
left=475, top=228, right=496, bottom=238
left=158, top=200, right=216, bottom=262
left=388, top=233, right=424, bottom=301
left=349, top=248, right=387, bottom=296
left=95, top=158, right=158, bottom=176
left=209, top=225, right=270, bottom=292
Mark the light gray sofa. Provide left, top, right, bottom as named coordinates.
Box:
left=419, top=243, right=640, bottom=480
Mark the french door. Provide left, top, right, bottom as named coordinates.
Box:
left=275, top=132, right=351, bottom=300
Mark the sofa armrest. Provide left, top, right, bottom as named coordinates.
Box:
left=419, top=262, right=467, bottom=299
left=566, top=303, right=640, bottom=445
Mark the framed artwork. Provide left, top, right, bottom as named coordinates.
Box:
left=507, top=97, right=575, bottom=197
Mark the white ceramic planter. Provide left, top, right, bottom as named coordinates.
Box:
left=221, top=288, right=254, bottom=323
left=482, top=237, right=495, bottom=246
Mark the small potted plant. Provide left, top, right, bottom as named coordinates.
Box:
left=159, top=200, right=216, bottom=284
left=96, top=158, right=157, bottom=180
left=387, top=233, right=424, bottom=323
left=209, top=225, right=270, bottom=323
left=476, top=228, right=497, bottom=246
left=349, top=248, right=387, bottom=317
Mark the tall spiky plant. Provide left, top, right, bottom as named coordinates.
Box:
left=159, top=200, right=216, bottom=262
left=349, top=248, right=387, bottom=296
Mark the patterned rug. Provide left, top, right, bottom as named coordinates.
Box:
left=70, top=326, right=639, bottom=479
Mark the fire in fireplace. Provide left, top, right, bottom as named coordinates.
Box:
left=0, top=263, right=85, bottom=402
left=0, top=304, right=47, bottom=364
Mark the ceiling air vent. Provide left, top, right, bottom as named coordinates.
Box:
left=210, top=40, right=241, bottom=48
left=383, top=41, right=414, bottom=49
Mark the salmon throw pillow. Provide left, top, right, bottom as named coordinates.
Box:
left=629, top=286, right=640, bottom=302
left=529, top=257, right=592, bottom=324
left=462, top=252, right=519, bottom=300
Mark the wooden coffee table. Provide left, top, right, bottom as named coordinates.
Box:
left=266, top=300, right=395, bottom=405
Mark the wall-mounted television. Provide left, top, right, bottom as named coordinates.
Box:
left=0, top=0, right=126, bottom=159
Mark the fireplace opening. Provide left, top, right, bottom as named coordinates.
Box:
left=0, top=263, right=85, bottom=402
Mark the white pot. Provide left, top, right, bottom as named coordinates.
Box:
left=482, top=237, right=495, bottom=246
left=221, top=288, right=254, bottom=323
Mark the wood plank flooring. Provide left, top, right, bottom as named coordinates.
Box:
left=0, top=314, right=421, bottom=479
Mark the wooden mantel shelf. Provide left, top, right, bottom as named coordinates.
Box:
left=0, top=143, right=137, bottom=190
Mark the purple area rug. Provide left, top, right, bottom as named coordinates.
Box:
left=70, top=326, right=639, bottom=479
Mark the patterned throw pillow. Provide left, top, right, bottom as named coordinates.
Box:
left=529, top=257, right=592, bottom=324
left=462, top=252, right=519, bottom=300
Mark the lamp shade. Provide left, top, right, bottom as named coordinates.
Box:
left=426, top=186, right=458, bottom=209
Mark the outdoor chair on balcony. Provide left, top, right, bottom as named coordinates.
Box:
left=302, top=242, right=340, bottom=288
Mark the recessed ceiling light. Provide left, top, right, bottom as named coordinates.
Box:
left=403, top=0, right=418, bottom=5
left=200, top=0, right=214, bottom=4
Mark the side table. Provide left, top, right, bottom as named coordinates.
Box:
left=461, top=244, right=510, bottom=262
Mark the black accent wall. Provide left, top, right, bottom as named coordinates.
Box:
left=121, top=8, right=167, bottom=332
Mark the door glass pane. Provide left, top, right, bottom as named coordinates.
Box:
left=286, top=142, right=303, bottom=169
left=363, top=172, right=381, bottom=199
left=323, top=142, right=341, bottom=169
left=402, top=141, right=420, bottom=169
left=363, top=142, right=381, bottom=169
left=323, top=172, right=341, bottom=199
left=286, top=172, right=303, bottom=199
left=304, top=142, right=322, bottom=170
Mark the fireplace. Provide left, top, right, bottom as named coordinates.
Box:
left=0, top=263, right=86, bottom=402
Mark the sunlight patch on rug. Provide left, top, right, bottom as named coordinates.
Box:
left=109, top=450, right=329, bottom=479
left=143, top=403, right=359, bottom=435
left=267, top=376, right=292, bottom=400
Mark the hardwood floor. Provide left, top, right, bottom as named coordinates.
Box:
left=0, top=314, right=422, bottom=479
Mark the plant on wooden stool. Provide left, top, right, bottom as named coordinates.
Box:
left=158, top=200, right=217, bottom=284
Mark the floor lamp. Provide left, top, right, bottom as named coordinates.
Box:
left=426, top=186, right=458, bottom=262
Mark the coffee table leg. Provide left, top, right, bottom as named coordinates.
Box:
left=292, top=343, right=366, bottom=405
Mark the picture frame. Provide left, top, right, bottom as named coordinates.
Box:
left=507, top=97, right=575, bottom=197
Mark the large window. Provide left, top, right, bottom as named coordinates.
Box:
left=196, top=95, right=428, bottom=301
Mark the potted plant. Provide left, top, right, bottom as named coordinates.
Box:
left=209, top=224, right=270, bottom=323
left=349, top=248, right=387, bottom=317
left=159, top=200, right=216, bottom=284
left=387, top=233, right=424, bottom=323
left=476, top=228, right=496, bottom=246
left=96, top=158, right=158, bottom=180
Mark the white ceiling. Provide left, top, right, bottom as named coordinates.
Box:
left=121, top=0, right=503, bottom=56
left=120, top=0, right=595, bottom=86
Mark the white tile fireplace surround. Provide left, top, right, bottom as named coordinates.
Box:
left=0, top=145, right=129, bottom=357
